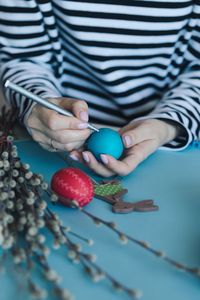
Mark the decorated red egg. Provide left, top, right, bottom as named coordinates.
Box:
left=51, top=167, right=94, bottom=207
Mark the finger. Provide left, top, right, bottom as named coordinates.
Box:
left=31, top=129, right=85, bottom=152
left=33, top=97, right=88, bottom=130
left=45, top=128, right=91, bottom=144
left=119, top=122, right=138, bottom=135
left=100, top=140, right=158, bottom=176
left=28, top=107, right=91, bottom=144
left=99, top=154, right=132, bottom=176
left=69, top=150, right=84, bottom=163
left=59, top=98, right=89, bottom=122
left=83, top=152, right=116, bottom=177
left=28, top=97, right=89, bottom=131
left=41, top=108, right=88, bottom=131
left=121, top=140, right=159, bottom=174
left=50, top=139, right=85, bottom=152
left=81, top=151, right=115, bottom=177
left=121, top=123, right=155, bottom=149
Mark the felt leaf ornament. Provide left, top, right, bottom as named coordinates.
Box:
left=94, top=180, right=159, bottom=214
left=94, top=182, right=124, bottom=198
left=94, top=180, right=128, bottom=208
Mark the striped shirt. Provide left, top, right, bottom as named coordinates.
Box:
left=0, top=0, right=200, bottom=149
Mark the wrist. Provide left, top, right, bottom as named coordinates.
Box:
left=155, top=118, right=183, bottom=143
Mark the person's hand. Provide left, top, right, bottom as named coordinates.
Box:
left=26, top=97, right=91, bottom=151
left=70, top=119, right=180, bottom=177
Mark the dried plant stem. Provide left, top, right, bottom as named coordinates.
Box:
left=34, top=251, right=72, bottom=300
left=44, top=204, right=141, bottom=299
left=46, top=206, right=93, bottom=246
left=80, top=209, right=200, bottom=277
left=0, top=108, right=75, bottom=299
left=9, top=245, right=47, bottom=300
left=48, top=195, right=200, bottom=279
left=67, top=230, right=93, bottom=245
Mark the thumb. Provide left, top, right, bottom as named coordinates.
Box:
left=59, top=97, right=89, bottom=122
left=120, top=123, right=151, bottom=149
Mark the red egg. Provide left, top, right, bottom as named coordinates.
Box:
left=51, top=167, right=94, bottom=207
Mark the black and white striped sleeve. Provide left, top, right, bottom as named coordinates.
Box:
left=135, top=16, right=200, bottom=150
left=0, top=1, right=61, bottom=126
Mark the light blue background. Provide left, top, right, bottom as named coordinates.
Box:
left=1, top=141, right=200, bottom=300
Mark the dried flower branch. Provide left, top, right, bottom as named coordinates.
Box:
left=45, top=203, right=141, bottom=299
left=0, top=107, right=141, bottom=299
left=80, top=209, right=200, bottom=277
left=49, top=193, right=200, bottom=282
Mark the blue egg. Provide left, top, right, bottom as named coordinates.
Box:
left=86, top=128, right=124, bottom=161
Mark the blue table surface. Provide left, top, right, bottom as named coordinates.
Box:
left=1, top=140, right=200, bottom=300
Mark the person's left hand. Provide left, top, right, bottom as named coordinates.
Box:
left=69, top=119, right=180, bottom=177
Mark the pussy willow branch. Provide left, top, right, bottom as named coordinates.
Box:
left=57, top=197, right=200, bottom=278
left=0, top=109, right=73, bottom=299
left=80, top=208, right=200, bottom=277
left=44, top=202, right=141, bottom=299
left=0, top=107, right=140, bottom=299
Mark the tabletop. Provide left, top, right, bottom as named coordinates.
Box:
left=1, top=140, right=200, bottom=300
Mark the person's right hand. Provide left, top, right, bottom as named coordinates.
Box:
left=26, top=97, right=91, bottom=152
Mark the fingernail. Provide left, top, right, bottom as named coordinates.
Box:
left=123, top=135, right=132, bottom=147
left=77, top=123, right=88, bottom=129
left=79, top=111, right=88, bottom=122
left=69, top=154, right=78, bottom=161
left=100, top=154, right=108, bottom=164
left=82, top=152, right=90, bottom=163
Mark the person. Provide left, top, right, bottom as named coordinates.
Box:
left=0, top=1, right=199, bottom=177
